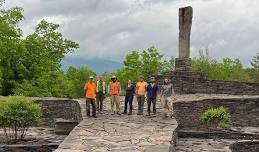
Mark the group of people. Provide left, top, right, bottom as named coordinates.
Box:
left=83, top=75, right=176, bottom=118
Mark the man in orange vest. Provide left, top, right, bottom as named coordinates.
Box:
left=108, top=75, right=121, bottom=115
left=84, top=76, right=97, bottom=118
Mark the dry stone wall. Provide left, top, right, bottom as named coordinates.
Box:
left=174, top=96, right=259, bottom=131
left=155, top=71, right=259, bottom=95
left=33, top=98, right=82, bottom=127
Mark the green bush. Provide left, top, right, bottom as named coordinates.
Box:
left=0, top=96, right=42, bottom=143
left=200, top=106, right=231, bottom=129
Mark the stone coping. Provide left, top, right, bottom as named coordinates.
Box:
left=174, top=94, right=259, bottom=103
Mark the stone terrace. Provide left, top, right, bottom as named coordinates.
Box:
left=55, top=97, right=177, bottom=152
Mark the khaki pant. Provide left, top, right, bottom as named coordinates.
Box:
left=162, top=96, right=173, bottom=117
left=110, top=95, right=120, bottom=113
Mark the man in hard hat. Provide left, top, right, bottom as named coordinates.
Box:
left=84, top=76, right=97, bottom=118
left=108, top=75, right=121, bottom=115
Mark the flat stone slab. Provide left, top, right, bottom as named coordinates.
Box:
left=55, top=98, right=177, bottom=152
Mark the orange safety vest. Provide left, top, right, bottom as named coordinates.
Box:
left=109, top=82, right=120, bottom=95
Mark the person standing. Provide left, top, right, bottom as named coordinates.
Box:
left=146, top=77, right=159, bottom=117
left=96, top=76, right=106, bottom=114
left=161, top=78, right=176, bottom=118
left=136, top=76, right=147, bottom=115
left=122, top=80, right=135, bottom=115
left=108, top=76, right=121, bottom=115
left=84, top=76, right=97, bottom=118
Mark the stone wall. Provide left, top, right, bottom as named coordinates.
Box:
left=155, top=71, right=259, bottom=95
left=33, top=98, right=82, bottom=127
left=174, top=96, right=259, bottom=132
left=230, top=141, right=259, bottom=152
left=0, top=143, right=59, bottom=152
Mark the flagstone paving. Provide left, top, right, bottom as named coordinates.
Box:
left=55, top=97, right=177, bottom=152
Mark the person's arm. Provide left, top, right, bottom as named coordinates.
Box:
left=135, top=83, right=139, bottom=95
left=84, top=84, right=87, bottom=97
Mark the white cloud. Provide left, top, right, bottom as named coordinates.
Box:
left=3, top=0, right=259, bottom=66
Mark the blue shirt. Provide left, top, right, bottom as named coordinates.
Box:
left=147, top=83, right=159, bottom=98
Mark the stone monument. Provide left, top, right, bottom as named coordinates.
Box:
left=175, top=6, right=193, bottom=71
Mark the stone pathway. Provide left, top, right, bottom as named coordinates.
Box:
left=55, top=97, right=177, bottom=152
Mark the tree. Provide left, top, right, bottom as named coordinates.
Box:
left=192, top=48, right=251, bottom=82
left=247, top=52, right=259, bottom=82
left=0, top=1, right=25, bottom=95
left=251, top=52, right=259, bottom=69
left=0, top=96, right=42, bottom=143
left=66, top=66, right=96, bottom=98
left=123, top=46, right=174, bottom=82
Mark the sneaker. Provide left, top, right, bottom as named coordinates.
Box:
left=117, top=112, right=121, bottom=115
left=122, top=111, right=127, bottom=114
left=111, top=113, right=115, bottom=115
left=146, top=113, right=150, bottom=116
left=153, top=114, right=157, bottom=117
left=128, top=112, right=132, bottom=115
left=92, top=115, right=97, bottom=118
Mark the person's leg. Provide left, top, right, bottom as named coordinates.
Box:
left=128, top=96, right=133, bottom=115
left=153, top=97, right=157, bottom=115
left=86, top=98, right=91, bottom=117
left=165, top=97, right=170, bottom=118
left=123, top=96, right=129, bottom=114
left=115, top=95, right=120, bottom=114
left=91, top=99, right=97, bottom=117
left=100, top=93, right=104, bottom=112
left=140, top=96, right=145, bottom=115
left=146, top=98, right=151, bottom=116
left=168, top=97, right=174, bottom=118
left=96, top=93, right=100, bottom=112
left=137, top=96, right=141, bottom=115
left=111, top=95, right=115, bottom=115
left=164, top=97, right=168, bottom=117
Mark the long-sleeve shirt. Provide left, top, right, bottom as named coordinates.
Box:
left=146, top=83, right=159, bottom=98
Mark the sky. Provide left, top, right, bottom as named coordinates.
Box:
left=4, top=0, right=259, bottom=66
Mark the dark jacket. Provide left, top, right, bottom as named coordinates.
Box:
left=125, top=84, right=135, bottom=97
left=147, top=83, right=159, bottom=98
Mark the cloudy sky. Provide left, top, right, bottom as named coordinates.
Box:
left=4, top=0, right=259, bottom=66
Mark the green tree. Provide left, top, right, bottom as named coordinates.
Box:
left=0, top=1, right=26, bottom=95
left=66, top=66, right=96, bottom=98
left=192, top=48, right=250, bottom=82
left=251, top=52, right=259, bottom=69
left=123, top=46, right=174, bottom=82
left=0, top=96, right=42, bottom=143
left=247, top=52, right=259, bottom=82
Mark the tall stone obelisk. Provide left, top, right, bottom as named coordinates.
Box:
left=175, top=6, right=193, bottom=71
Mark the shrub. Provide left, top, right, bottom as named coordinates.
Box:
left=0, top=96, right=42, bottom=143
left=200, top=106, right=231, bottom=129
